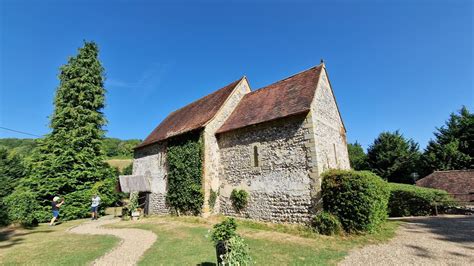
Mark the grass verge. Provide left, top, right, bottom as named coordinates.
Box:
left=111, top=215, right=399, bottom=265
left=0, top=220, right=118, bottom=265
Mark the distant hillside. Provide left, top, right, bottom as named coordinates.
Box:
left=0, top=138, right=38, bottom=157
left=0, top=137, right=142, bottom=159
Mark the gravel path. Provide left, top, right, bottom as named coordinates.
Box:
left=340, top=215, right=474, bottom=265
left=69, top=216, right=157, bottom=266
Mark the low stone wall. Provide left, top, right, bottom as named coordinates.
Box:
left=217, top=115, right=313, bottom=223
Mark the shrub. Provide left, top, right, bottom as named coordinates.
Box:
left=322, top=169, right=390, bottom=233
left=210, top=217, right=237, bottom=244
left=129, top=192, right=139, bottom=213
left=221, top=235, right=253, bottom=265
left=209, top=217, right=253, bottom=265
left=311, top=211, right=343, bottom=236
left=387, top=183, right=456, bottom=217
left=230, top=189, right=249, bottom=212
left=209, top=189, right=218, bottom=210
left=4, top=189, right=40, bottom=227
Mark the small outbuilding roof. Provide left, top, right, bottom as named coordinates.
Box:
left=119, top=175, right=151, bottom=193
left=217, top=64, right=323, bottom=134
left=136, top=78, right=244, bottom=148
left=416, top=170, right=474, bottom=202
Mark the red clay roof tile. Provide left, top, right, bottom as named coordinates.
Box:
left=136, top=78, right=243, bottom=148
left=416, top=170, right=474, bottom=202
left=216, top=64, right=323, bottom=134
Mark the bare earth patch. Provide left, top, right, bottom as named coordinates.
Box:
left=340, top=215, right=474, bottom=265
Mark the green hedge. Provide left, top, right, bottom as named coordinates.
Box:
left=322, top=170, right=390, bottom=233
left=387, top=183, right=456, bottom=217
left=4, top=189, right=41, bottom=227
left=311, top=211, right=343, bottom=235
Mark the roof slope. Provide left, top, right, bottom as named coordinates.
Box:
left=136, top=78, right=243, bottom=148
left=217, top=64, right=323, bottom=134
left=416, top=170, right=474, bottom=202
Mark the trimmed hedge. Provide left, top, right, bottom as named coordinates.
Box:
left=387, top=183, right=456, bottom=217
left=311, top=211, right=343, bottom=235
left=322, top=170, right=390, bottom=233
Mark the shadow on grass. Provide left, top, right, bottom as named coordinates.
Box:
left=197, top=262, right=216, bottom=266
left=0, top=226, right=54, bottom=249
left=399, top=216, right=474, bottom=245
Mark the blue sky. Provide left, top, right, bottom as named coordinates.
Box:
left=1, top=0, right=472, bottom=150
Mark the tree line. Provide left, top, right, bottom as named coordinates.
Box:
left=348, top=106, right=473, bottom=183
left=0, top=137, right=141, bottom=159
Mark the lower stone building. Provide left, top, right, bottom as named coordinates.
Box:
left=120, top=62, right=350, bottom=222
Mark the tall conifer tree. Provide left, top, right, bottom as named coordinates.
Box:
left=23, top=42, right=115, bottom=220
left=420, top=106, right=474, bottom=176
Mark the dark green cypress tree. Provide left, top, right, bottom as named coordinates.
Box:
left=21, top=42, right=115, bottom=221
left=367, top=131, right=421, bottom=184
left=420, top=106, right=474, bottom=177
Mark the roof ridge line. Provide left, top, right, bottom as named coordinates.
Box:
left=247, top=63, right=324, bottom=96
left=164, top=77, right=244, bottom=116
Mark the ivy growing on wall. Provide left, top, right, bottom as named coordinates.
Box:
left=166, top=132, right=204, bottom=215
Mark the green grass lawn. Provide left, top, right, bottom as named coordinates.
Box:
left=111, top=215, right=399, bottom=266
left=0, top=220, right=119, bottom=266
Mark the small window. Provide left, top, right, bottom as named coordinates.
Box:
left=333, top=143, right=338, bottom=165
left=253, top=146, right=259, bottom=167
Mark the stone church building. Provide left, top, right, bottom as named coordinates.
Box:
left=120, top=63, right=350, bottom=223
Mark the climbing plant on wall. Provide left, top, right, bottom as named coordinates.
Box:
left=166, top=132, right=204, bottom=215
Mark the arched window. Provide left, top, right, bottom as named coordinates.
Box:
left=253, top=145, right=259, bottom=167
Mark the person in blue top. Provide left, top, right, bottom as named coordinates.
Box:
left=49, top=196, right=64, bottom=226
left=91, top=194, right=101, bottom=220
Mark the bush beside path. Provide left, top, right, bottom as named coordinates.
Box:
left=69, top=216, right=157, bottom=266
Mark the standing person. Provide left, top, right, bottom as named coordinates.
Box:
left=50, top=196, right=64, bottom=226
left=91, top=194, right=101, bottom=220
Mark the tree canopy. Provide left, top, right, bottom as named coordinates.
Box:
left=16, top=41, right=116, bottom=221
left=347, top=142, right=369, bottom=170
left=367, top=131, right=421, bottom=184
left=421, top=106, right=473, bottom=176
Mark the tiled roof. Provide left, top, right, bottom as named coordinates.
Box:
left=217, top=64, right=323, bottom=134
left=416, top=170, right=474, bottom=202
left=136, top=78, right=243, bottom=148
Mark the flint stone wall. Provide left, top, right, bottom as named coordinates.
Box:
left=133, top=142, right=169, bottom=214
left=217, top=115, right=313, bottom=223
left=311, top=69, right=351, bottom=174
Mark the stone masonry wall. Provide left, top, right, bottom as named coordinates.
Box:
left=217, top=115, right=313, bottom=223
left=133, top=142, right=169, bottom=214
left=311, top=67, right=351, bottom=175
left=202, top=78, right=250, bottom=216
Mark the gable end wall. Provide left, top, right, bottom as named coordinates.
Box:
left=202, top=79, right=251, bottom=216
left=310, top=67, right=350, bottom=174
